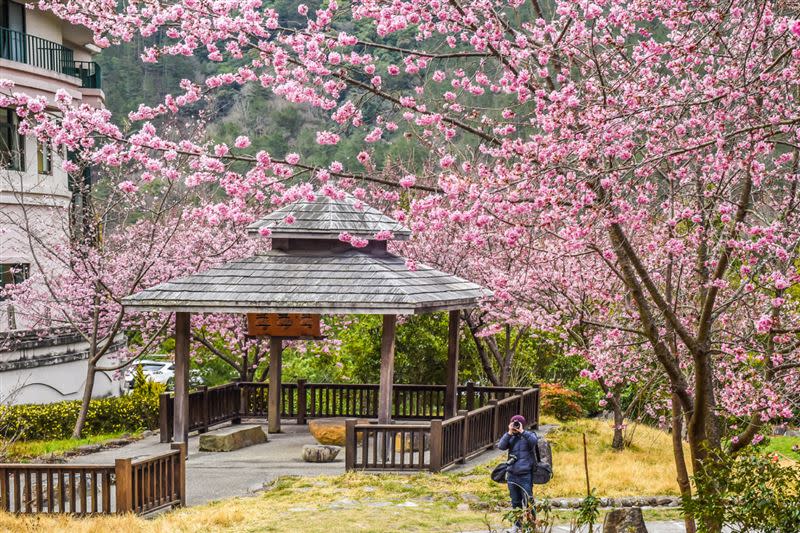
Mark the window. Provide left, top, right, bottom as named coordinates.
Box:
left=0, top=0, right=26, bottom=63
left=38, top=141, right=52, bottom=174
left=0, top=108, right=25, bottom=171
left=0, top=263, right=29, bottom=300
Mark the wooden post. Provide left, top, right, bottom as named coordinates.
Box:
left=268, top=336, right=283, bottom=433
left=199, top=386, right=209, bottom=433
left=159, top=393, right=171, bottom=443
left=429, top=420, right=443, bottom=472
left=114, top=458, right=133, bottom=514
left=444, top=310, right=460, bottom=419
left=458, top=409, right=469, bottom=464
left=345, top=419, right=356, bottom=470
left=297, top=379, right=307, bottom=425
left=378, top=314, right=397, bottom=424
left=234, top=382, right=244, bottom=424
left=489, top=399, right=500, bottom=438
left=465, top=381, right=475, bottom=412
left=171, top=442, right=187, bottom=506
left=173, top=312, right=191, bottom=445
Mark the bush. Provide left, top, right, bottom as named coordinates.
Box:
left=683, top=446, right=800, bottom=532
left=0, top=379, right=164, bottom=441
left=540, top=382, right=584, bottom=421
left=565, top=377, right=604, bottom=416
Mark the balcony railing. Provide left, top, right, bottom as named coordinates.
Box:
left=0, top=26, right=102, bottom=89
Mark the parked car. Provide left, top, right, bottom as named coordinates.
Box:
left=124, top=359, right=175, bottom=391
left=165, top=369, right=205, bottom=391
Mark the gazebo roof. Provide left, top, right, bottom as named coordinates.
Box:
left=122, top=250, right=488, bottom=314
left=246, top=193, right=412, bottom=240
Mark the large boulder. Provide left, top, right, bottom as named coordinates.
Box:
left=199, top=425, right=267, bottom=452
left=603, top=507, right=648, bottom=533
left=309, top=418, right=369, bottom=446
left=302, top=444, right=342, bottom=463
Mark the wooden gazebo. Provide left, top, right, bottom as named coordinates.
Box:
left=123, top=193, right=489, bottom=444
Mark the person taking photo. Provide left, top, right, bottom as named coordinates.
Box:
left=497, top=415, right=538, bottom=532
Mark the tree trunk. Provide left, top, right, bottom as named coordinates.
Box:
left=72, top=362, right=97, bottom=438
left=611, top=398, right=625, bottom=451
left=671, top=394, right=696, bottom=533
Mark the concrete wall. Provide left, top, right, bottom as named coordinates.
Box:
left=0, top=331, right=125, bottom=404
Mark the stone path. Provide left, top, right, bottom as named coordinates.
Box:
left=69, top=421, right=345, bottom=506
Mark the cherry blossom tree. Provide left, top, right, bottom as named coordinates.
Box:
left=2, top=0, right=800, bottom=528
left=3, top=153, right=259, bottom=436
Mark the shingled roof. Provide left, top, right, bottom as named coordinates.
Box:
left=124, top=192, right=489, bottom=315
left=122, top=250, right=488, bottom=314
left=246, top=193, right=411, bottom=240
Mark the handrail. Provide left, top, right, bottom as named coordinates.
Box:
left=0, top=26, right=102, bottom=89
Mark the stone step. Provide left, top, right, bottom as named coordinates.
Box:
left=199, top=424, right=268, bottom=452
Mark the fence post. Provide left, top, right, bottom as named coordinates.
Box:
left=297, top=379, right=307, bottom=425
left=200, top=386, right=210, bottom=433
left=171, top=442, right=187, bottom=507
left=345, top=419, right=356, bottom=471
left=489, top=399, right=500, bottom=439
left=159, top=393, right=171, bottom=443
left=517, top=389, right=525, bottom=424
left=465, top=381, right=475, bottom=411
left=458, top=409, right=469, bottom=464
left=234, top=382, right=245, bottom=424
left=0, top=468, right=8, bottom=512
left=114, top=458, right=133, bottom=514
left=429, top=420, right=443, bottom=472
left=533, top=386, right=540, bottom=429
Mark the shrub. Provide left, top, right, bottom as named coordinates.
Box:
left=565, top=377, right=604, bottom=416
left=540, top=382, right=584, bottom=421
left=683, top=446, right=800, bottom=532
left=0, top=379, right=164, bottom=441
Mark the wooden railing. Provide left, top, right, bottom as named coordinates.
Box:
left=345, top=386, right=540, bottom=473
left=344, top=421, right=434, bottom=470
left=0, top=444, right=185, bottom=515
left=159, top=380, right=535, bottom=442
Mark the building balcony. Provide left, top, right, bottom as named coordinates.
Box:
left=0, top=26, right=101, bottom=89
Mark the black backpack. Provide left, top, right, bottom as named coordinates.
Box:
left=531, top=432, right=553, bottom=485
left=490, top=432, right=553, bottom=484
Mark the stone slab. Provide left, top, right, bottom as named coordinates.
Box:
left=199, top=424, right=267, bottom=452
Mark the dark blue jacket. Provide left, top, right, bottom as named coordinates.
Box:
left=497, top=430, right=538, bottom=476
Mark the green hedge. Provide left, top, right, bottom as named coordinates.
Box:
left=0, top=384, right=162, bottom=441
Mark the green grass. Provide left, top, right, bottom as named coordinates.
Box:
left=765, top=435, right=800, bottom=462
left=2, top=432, right=139, bottom=462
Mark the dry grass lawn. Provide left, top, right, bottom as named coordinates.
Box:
left=0, top=418, right=685, bottom=532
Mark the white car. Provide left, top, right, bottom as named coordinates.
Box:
left=124, top=359, right=175, bottom=390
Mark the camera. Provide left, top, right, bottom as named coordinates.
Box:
left=512, top=421, right=522, bottom=430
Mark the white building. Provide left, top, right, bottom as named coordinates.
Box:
left=1, top=0, right=124, bottom=403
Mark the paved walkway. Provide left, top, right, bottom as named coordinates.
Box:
left=69, top=421, right=344, bottom=506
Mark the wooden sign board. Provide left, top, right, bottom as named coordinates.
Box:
left=246, top=313, right=322, bottom=338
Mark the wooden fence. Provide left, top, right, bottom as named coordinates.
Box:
left=0, top=444, right=185, bottom=515
left=345, top=388, right=540, bottom=472
left=159, top=380, right=532, bottom=443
